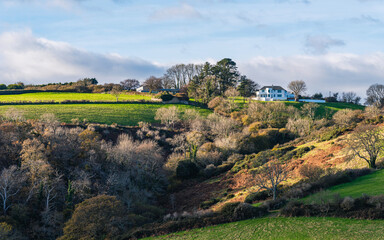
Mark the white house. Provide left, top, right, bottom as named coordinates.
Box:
left=254, top=85, right=295, bottom=101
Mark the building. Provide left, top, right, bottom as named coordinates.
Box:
left=136, top=86, right=180, bottom=94
left=254, top=85, right=295, bottom=101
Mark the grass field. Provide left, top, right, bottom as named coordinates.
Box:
left=0, top=92, right=153, bottom=102
left=0, top=104, right=211, bottom=126
left=144, top=217, right=384, bottom=240
left=303, top=170, right=384, bottom=204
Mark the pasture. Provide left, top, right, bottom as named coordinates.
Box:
left=0, top=92, right=153, bottom=102
left=145, top=217, right=384, bottom=240
left=303, top=170, right=384, bottom=204
left=0, top=104, right=211, bottom=126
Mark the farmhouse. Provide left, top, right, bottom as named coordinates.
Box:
left=255, top=85, right=295, bottom=101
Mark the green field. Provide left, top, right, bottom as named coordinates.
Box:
left=0, top=92, right=153, bottom=102
left=0, top=104, right=211, bottom=126
left=144, top=217, right=384, bottom=240
left=304, top=170, right=384, bottom=204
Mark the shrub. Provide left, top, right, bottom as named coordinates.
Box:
left=200, top=199, right=220, bottom=209
left=340, top=197, right=355, bottom=211
left=286, top=118, right=312, bottom=137
left=233, top=203, right=267, bottom=220
left=299, top=164, right=324, bottom=181
left=332, top=109, right=358, bottom=127
left=176, top=160, right=199, bottom=179
left=219, top=202, right=241, bottom=217
left=244, top=191, right=269, bottom=204
left=248, top=122, right=265, bottom=132
left=160, top=93, right=174, bottom=102
left=261, top=198, right=288, bottom=211
left=208, top=97, right=224, bottom=109
left=203, top=164, right=218, bottom=178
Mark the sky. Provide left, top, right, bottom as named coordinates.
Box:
left=0, top=0, right=384, bottom=98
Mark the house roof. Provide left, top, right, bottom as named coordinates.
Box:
left=259, top=86, right=286, bottom=91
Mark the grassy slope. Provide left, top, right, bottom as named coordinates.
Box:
left=145, top=217, right=384, bottom=240
left=0, top=104, right=211, bottom=126
left=303, top=170, right=384, bottom=203
left=0, top=92, right=153, bottom=102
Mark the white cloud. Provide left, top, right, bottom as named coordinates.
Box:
left=150, top=3, right=203, bottom=21
left=0, top=30, right=165, bottom=84
left=305, top=35, right=346, bottom=54
left=239, top=53, right=384, bottom=98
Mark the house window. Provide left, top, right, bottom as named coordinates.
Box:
left=277, top=94, right=282, bottom=97
left=278, top=90, right=282, bottom=93
left=268, top=94, right=270, bottom=97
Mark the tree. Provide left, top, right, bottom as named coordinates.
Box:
left=77, top=78, right=98, bottom=86
left=341, top=92, right=360, bottom=104
left=253, top=160, right=289, bottom=200
left=312, top=92, right=323, bottom=99
left=161, top=74, right=176, bottom=89
left=366, top=84, right=384, bottom=107
left=143, top=76, right=163, bottom=92
left=198, top=75, right=220, bottom=104
left=0, top=166, right=25, bottom=215
left=59, top=195, right=128, bottom=240
left=347, top=125, right=384, bottom=168
left=120, top=79, right=140, bottom=91
left=237, top=76, right=259, bottom=101
left=288, top=80, right=307, bottom=101
left=212, top=58, right=240, bottom=94
left=110, top=85, right=123, bottom=102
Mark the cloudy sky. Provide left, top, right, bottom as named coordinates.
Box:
left=0, top=0, right=384, bottom=97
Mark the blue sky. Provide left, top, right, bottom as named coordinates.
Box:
left=0, top=0, right=384, bottom=97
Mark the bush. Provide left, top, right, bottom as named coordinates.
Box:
left=233, top=203, right=267, bottom=220
left=200, top=199, right=220, bottom=209
left=176, top=160, right=199, bottom=179
left=332, top=109, right=358, bottom=127
left=299, top=164, right=324, bottom=181
left=248, top=122, right=265, bottom=132
left=261, top=198, right=288, bottom=211
left=219, top=202, right=241, bottom=217
left=340, top=197, right=355, bottom=211
left=160, top=93, right=174, bottom=101
left=244, top=191, right=269, bottom=204
left=208, top=97, right=224, bottom=109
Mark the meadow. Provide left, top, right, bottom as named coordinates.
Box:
left=0, top=104, right=211, bottom=126
left=303, top=170, right=384, bottom=204
left=0, top=92, right=153, bottom=102
left=145, top=217, right=384, bottom=240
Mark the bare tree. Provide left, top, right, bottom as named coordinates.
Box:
left=162, top=74, right=176, bottom=89
left=366, top=84, right=384, bottom=107
left=301, top=103, right=319, bottom=120
left=143, top=76, right=163, bottom=92
left=110, top=85, right=123, bottom=102
left=288, top=80, right=307, bottom=101
left=0, top=166, right=25, bottom=215
left=120, top=79, right=140, bottom=91
left=347, top=124, right=384, bottom=168
left=166, top=64, right=187, bottom=89
left=253, top=160, right=289, bottom=200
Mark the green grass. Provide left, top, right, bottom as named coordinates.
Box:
left=144, top=217, right=384, bottom=240
left=0, top=92, right=153, bottom=102
left=303, top=170, right=384, bottom=204
left=0, top=104, right=211, bottom=126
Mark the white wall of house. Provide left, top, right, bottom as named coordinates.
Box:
left=254, top=87, right=294, bottom=101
